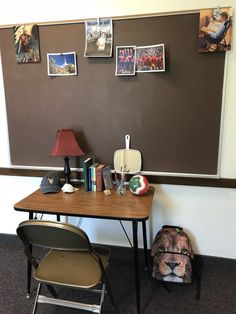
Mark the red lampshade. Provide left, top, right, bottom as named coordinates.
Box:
left=50, top=129, right=84, bottom=157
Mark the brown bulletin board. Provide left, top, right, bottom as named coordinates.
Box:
left=0, top=13, right=225, bottom=175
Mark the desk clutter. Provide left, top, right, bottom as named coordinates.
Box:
left=40, top=132, right=149, bottom=196
left=83, top=158, right=113, bottom=192
left=40, top=171, right=61, bottom=194
left=83, top=157, right=150, bottom=196
left=39, top=164, right=150, bottom=197
left=39, top=166, right=150, bottom=196
left=40, top=171, right=79, bottom=194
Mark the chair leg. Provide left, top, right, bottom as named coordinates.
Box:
left=32, top=283, right=42, bottom=314
left=104, top=275, right=115, bottom=308
left=99, top=284, right=106, bottom=314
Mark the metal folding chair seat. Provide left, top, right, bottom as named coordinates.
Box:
left=17, top=220, right=115, bottom=314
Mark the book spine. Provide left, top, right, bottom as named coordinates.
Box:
left=96, top=166, right=104, bottom=192
left=90, top=166, right=94, bottom=191
left=83, top=165, right=89, bottom=192
left=83, top=158, right=92, bottom=192
left=91, top=166, right=97, bottom=192
left=89, top=165, right=93, bottom=191
left=93, top=166, right=97, bottom=191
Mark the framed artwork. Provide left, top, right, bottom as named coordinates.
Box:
left=47, top=52, right=77, bottom=76
left=13, top=24, right=40, bottom=63
left=84, top=18, right=113, bottom=57
left=115, top=46, right=136, bottom=76
left=198, top=7, right=233, bottom=52
left=136, top=44, right=165, bottom=73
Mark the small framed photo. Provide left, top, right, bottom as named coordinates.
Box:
left=47, top=52, right=77, bottom=76
left=136, top=44, right=165, bottom=72
left=115, top=46, right=136, bottom=76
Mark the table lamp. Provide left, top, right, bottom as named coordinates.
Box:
left=50, top=129, right=84, bottom=184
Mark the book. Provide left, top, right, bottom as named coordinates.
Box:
left=83, top=157, right=93, bottom=191
left=89, top=163, right=100, bottom=192
left=102, top=165, right=113, bottom=190
left=96, top=164, right=106, bottom=192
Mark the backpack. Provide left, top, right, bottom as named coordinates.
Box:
left=151, top=225, right=194, bottom=284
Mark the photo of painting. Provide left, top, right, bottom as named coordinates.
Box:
left=136, top=44, right=165, bottom=73
left=198, top=7, right=233, bottom=52
left=115, top=46, right=136, bottom=76
left=47, top=52, right=77, bottom=76
left=84, top=18, right=113, bottom=57
left=13, top=24, right=40, bottom=63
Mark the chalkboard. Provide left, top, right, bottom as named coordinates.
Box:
left=0, top=13, right=225, bottom=175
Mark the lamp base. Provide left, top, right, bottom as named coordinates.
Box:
left=64, top=156, right=72, bottom=184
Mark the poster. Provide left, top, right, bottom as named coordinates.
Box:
left=198, top=7, right=233, bottom=52
left=13, top=24, right=40, bottom=63
left=84, top=18, right=113, bottom=57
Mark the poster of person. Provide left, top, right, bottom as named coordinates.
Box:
left=198, top=7, right=233, bottom=52
left=47, top=52, right=77, bottom=76
left=13, top=24, right=40, bottom=63
left=84, top=18, right=112, bottom=57
left=115, top=46, right=136, bottom=76
left=136, top=44, right=165, bottom=73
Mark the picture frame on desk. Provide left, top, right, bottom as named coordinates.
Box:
left=102, top=165, right=113, bottom=190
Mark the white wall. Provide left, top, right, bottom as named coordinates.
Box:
left=0, top=1, right=236, bottom=259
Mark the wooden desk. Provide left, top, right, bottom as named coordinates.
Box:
left=14, top=186, right=155, bottom=314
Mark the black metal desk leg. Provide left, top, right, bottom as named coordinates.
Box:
left=57, top=214, right=60, bottom=222
left=27, top=212, right=33, bottom=298
left=142, top=220, right=149, bottom=272
left=132, top=220, right=140, bottom=314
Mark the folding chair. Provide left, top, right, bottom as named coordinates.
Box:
left=17, top=220, right=115, bottom=313
left=204, top=17, right=232, bottom=51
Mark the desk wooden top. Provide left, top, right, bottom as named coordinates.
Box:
left=14, top=186, right=155, bottom=221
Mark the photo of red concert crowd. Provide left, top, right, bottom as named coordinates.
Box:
left=136, top=44, right=165, bottom=72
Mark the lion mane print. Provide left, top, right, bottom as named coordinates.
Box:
left=151, top=227, right=193, bottom=283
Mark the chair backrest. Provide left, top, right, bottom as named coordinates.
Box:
left=17, top=220, right=92, bottom=251
left=217, top=17, right=232, bottom=42
left=221, top=18, right=232, bottom=37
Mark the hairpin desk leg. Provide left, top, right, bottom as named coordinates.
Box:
left=27, top=212, right=34, bottom=298
left=132, top=220, right=140, bottom=314
left=142, top=220, right=149, bottom=273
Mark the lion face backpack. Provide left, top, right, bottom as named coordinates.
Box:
left=151, top=225, right=194, bottom=284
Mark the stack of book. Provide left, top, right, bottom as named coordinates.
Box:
left=83, top=158, right=113, bottom=192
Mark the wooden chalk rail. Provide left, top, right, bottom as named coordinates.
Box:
left=0, top=167, right=236, bottom=188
